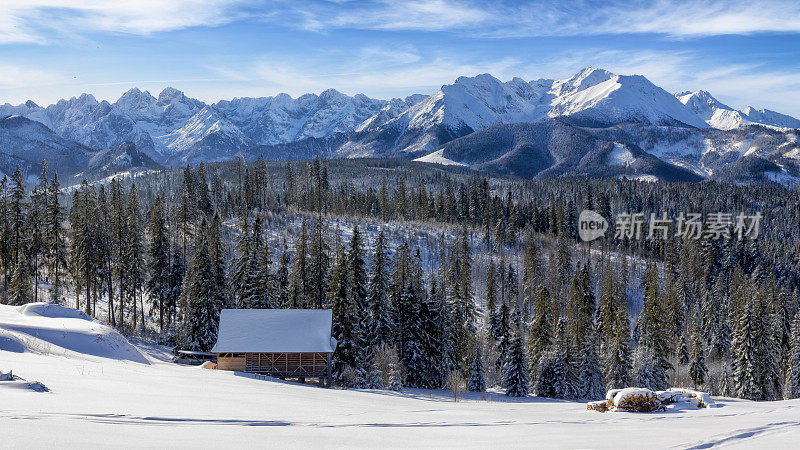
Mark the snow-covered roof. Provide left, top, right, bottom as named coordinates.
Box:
left=211, top=309, right=336, bottom=353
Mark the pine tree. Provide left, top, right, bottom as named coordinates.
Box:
left=633, top=344, right=667, bottom=391
left=367, top=229, right=392, bottom=348
left=347, top=226, right=370, bottom=373
left=252, top=224, right=274, bottom=309
left=494, top=301, right=512, bottom=371
left=732, top=282, right=782, bottom=400
left=788, top=311, right=800, bottom=399
left=468, top=343, right=486, bottom=392
left=330, top=240, right=361, bottom=383
left=486, top=258, right=498, bottom=332
left=276, top=241, right=290, bottom=308
left=307, top=217, right=330, bottom=309
left=503, top=326, right=529, bottom=397
left=69, top=181, right=96, bottom=314
left=637, top=262, right=673, bottom=375
left=689, top=328, right=708, bottom=388
left=0, top=177, right=12, bottom=303
left=289, top=218, right=309, bottom=308
left=528, top=284, right=553, bottom=381
left=240, top=216, right=264, bottom=309
left=535, top=318, right=580, bottom=399
left=146, top=193, right=170, bottom=334
left=400, top=280, right=428, bottom=388
left=29, top=162, right=47, bottom=304
left=178, top=222, right=220, bottom=351
left=678, top=334, right=690, bottom=365
left=207, top=213, right=227, bottom=310
left=124, top=183, right=145, bottom=332
left=45, top=172, right=66, bottom=305
left=7, top=257, right=31, bottom=306
left=166, top=247, right=186, bottom=333
left=522, top=231, right=543, bottom=320
left=569, top=263, right=595, bottom=353
left=603, top=299, right=632, bottom=390
left=232, top=213, right=251, bottom=308
left=578, top=333, right=605, bottom=400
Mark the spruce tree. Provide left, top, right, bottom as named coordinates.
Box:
left=45, top=172, right=66, bottom=305
left=494, top=301, right=512, bottom=371
left=178, top=222, right=220, bottom=352
left=289, top=218, right=309, bottom=308
left=367, top=229, right=392, bottom=348
left=503, top=326, right=529, bottom=397
left=578, top=333, right=605, bottom=400
left=347, top=226, right=370, bottom=372
left=633, top=344, right=667, bottom=391
left=232, top=213, right=251, bottom=308
left=166, top=247, right=186, bottom=332
left=522, top=231, right=543, bottom=320
left=276, top=241, right=290, bottom=308
left=330, top=241, right=361, bottom=383
left=689, top=328, right=708, bottom=388
left=146, top=193, right=170, bottom=334
left=788, top=311, right=800, bottom=399
left=124, top=184, right=145, bottom=332
left=308, top=217, right=330, bottom=309
left=535, top=318, right=580, bottom=399
left=468, top=343, right=486, bottom=392
left=528, top=284, right=553, bottom=381
left=486, top=258, right=498, bottom=332
left=638, top=262, right=673, bottom=376
left=7, top=257, right=31, bottom=306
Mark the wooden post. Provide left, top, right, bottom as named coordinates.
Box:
left=325, top=353, right=332, bottom=388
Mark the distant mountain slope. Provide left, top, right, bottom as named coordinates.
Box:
left=0, top=115, right=93, bottom=182
left=432, top=120, right=703, bottom=181
left=418, top=120, right=799, bottom=184
left=82, top=142, right=162, bottom=181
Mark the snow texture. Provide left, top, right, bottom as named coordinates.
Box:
left=211, top=309, right=336, bottom=353
left=0, top=303, right=147, bottom=364
left=2, top=302, right=800, bottom=448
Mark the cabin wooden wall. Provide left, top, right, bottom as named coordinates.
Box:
left=215, top=352, right=330, bottom=377
left=217, top=354, right=246, bottom=371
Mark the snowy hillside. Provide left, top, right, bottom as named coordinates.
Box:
left=3, top=302, right=800, bottom=448
left=0, top=115, right=94, bottom=182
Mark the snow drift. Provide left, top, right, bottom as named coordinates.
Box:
left=0, top=302, right=148, bottom=364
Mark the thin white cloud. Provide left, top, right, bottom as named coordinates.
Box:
left=275, top=0, right=800, bottom=38
left=0, top=0, right=248, bottom=44
left=3, top=0, right=799, bottom=44
left=0, top=65, right=65, bottom=90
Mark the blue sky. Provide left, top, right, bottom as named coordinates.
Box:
left=1, top=0, right=800, bottom=115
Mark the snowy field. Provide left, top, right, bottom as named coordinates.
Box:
left=3, top=303, right=800, bottom=449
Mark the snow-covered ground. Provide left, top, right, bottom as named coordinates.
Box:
left=3, top=303, right=800, bottom=448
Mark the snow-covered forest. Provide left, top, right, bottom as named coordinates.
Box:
left=1, top=156, right=799, bottom=402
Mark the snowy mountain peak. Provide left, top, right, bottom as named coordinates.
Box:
left=116, top=88, right=157, bottom=110
left=24, top=100, right=38, bottom=108
left=157, top=87, right=187, bottom=103
left=454, top=73, right=502, bottom=87
left=677, top=90, right=731, bottom=112
left=554, top=67, right=616, bottom=95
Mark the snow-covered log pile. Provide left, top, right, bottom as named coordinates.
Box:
left=588, top=387, right=716, bottom=413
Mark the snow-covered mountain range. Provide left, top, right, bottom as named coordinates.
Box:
left=0, top=67, right=798, bottom=184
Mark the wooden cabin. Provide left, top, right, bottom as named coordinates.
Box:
left=211, top=309, right=337, bottom=386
